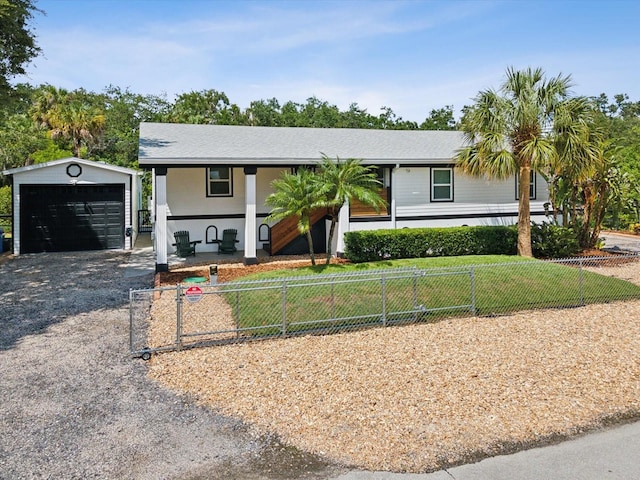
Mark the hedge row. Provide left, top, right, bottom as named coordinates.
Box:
left=343, top=226, right=518, bottom=262
left=343, top=224, right=581, bottom=262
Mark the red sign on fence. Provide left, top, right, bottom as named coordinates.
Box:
left=184, top=285, right=203, bottom=303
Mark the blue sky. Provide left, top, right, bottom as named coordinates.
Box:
left=18, top=0, right=640, bottom=122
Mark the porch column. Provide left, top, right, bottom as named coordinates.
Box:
left=243, top=167, right=258, bottom=265
left=336, top=201, right=350, bottom=258
left=155, top=167, right=168, bottom=272
left=391, top=165, right=398, bottom=229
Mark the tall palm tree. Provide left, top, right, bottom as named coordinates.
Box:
left=265, top=168, right=324, bottom=265
left=316, top=155, right=386, bottom=264
left=49, top=102, right=105, bottom=157
left=30, top=86, right=105, bottom=158
left=455, top=67, right=596, bottom=256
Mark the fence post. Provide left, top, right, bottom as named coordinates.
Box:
left=412, top=269, right=418, bottom=312
left=176, top=284, right=183, bottom=351
left=579, top=258, right=584, bottom=306
left=470, top=267, right=476, bottom=315
left=129, top=289, right=134, bottom=354
left=234, top=290, right=240, bottom=336
left=331, top=280, right=336, bottom=320
left=381, top=272, right=387, bottom=326
left=281, top=280, right=287, bottom=337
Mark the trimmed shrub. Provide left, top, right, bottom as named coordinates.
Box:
left=343, top=226, right=518, bottom=263
left=530, top=222, right=580, bottom=258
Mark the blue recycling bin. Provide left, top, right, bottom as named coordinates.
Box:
left=0, top=228, right=4, bottom=253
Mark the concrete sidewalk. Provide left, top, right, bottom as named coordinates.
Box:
left=334, top=420, right=640, bottom=479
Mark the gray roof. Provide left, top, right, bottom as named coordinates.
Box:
left=2, top=157, right=141, bottom=176
left=138, top=123, right=466, bottom=166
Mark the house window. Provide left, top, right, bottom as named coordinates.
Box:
left=206, top=167, right=233, bottom=197
left=515, top=171, right=536, bottom=200
left=431, top=168, right=453, bottom=201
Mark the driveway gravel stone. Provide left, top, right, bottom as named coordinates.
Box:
left=0, top=250, right=344, bottom=480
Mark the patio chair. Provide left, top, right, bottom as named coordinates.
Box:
left=172, top=230, right=202, bottom=257
left=218, top=228, right=239, bottom=254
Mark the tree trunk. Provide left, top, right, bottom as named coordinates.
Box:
left=306, top=229, right=316, bottom=266
left=326, top=216, right=337, bottom=265
left=517, top=165, right=533, bottom=257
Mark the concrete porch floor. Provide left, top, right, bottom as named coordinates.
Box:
left=133, top=233, right=301, bottom=269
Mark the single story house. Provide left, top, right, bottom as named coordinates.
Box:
left=138, top=123, right=550, bottom=272
left=2, top=157, right=142, bottom=255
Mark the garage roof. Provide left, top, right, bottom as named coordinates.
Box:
left=2, top=157, right=141, bottom=177
left=138, top=123, right=468, bottom=166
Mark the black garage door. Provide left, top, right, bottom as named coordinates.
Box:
left=20, top=184, right=125, bottom=253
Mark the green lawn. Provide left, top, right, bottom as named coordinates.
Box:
left=220, top=255, right=640, bottom=337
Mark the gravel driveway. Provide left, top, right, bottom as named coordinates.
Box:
left=0, top=250, right=344, bottom=480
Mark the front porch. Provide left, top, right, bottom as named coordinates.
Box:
left=168, top=247, right=274, bottom=268
left=135, top=233, right=311, bottom=270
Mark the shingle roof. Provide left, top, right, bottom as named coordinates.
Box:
left=2, top=157, right=141, bottom=176
left=138, top=123, right=466, bottom=166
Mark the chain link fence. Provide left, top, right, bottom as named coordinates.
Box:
left=130, top=255, right=640, bottom=359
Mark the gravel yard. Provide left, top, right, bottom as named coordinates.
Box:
left=0, top=251, right=344, bottom=480
left=149, top=259, right=640, bottom=473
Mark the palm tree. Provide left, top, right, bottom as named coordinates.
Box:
left=316, top=155, right=387, bottom=264
left=265, top=168, right=324, bottom=265
left=31, top=86, right=105, bottom=158
left=455, top=67, right=596, bottom=257
left=48, top=102, right=105, bottom=157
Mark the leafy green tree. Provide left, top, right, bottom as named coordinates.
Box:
left=265, top=168, right=324, bottom=265
left=0, top=184, right=11, bottom=216
left=316, top=155, right=386, bottom=263
left=299, top=96, right=342, bottom=128
left=30, top=138, right=72, bottom=163
left=376, top=106, right=418, bottom=130
left=168, top=89, right=233, bottom=124
left=247, top=98, right=281, bottom=126
left=456, top=67, right=597, bottom=257
left=0, top=0, right=41, bottom=108
left=592, top=93, right=640, bottom=229
left=420, top=105, right=456, bottom=130
left=97, top=86, right=170, bottom=167
left=0, top=112, right=47, bottom=175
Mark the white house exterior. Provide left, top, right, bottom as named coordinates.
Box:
left=138, top=123, right=550, bottom=272
left=2, top=157, right=141, bottom=255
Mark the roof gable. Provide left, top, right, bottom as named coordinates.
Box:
left=2, top=157, right=141, bottom=177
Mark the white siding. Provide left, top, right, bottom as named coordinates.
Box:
left=394, top=167, right=430, bottom=207
left=257, top=168, right=287, bottom=213
left=166, top=167, right=245, bottom=216
left=392, top=167, right=548, bottom=219
left=165, top=167, right=289, bottom=253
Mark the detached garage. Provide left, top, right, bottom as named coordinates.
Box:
left=2, top=158, right=141, bottom=255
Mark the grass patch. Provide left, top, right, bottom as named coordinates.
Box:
left=221, top=256, right=640, bottom=337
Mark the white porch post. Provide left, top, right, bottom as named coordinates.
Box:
left=155, top=168, right=168, bottom=272
left=391, top=164, right=398, bottom=229
left=336, top=201, right=350, bottom=257
left=243, top=167, right=258, bottom=265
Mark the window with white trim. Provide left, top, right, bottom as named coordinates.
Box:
left=515, top=170, right=536, bottom=200
left=206, top=167, right=233, bottom=197
left=431, top=168, right=453, bottom=201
